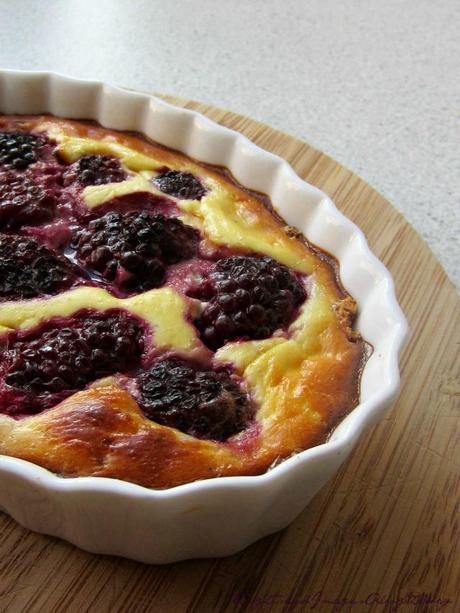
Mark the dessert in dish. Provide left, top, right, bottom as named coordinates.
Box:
left=0, top=115, right=366, bottom=489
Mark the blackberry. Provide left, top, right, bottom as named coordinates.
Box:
left=72, top=211, right=199, bottom=292
left=63, top=155, right=127, bottom=187
left=0, top=169, right=58, bottom=229
left=193, top=255, right=306, bottom=349
left=138, top=358, right=253, bottom=440
left=154, top=170, right=206, bottom=200
left=4, top=311, right=144, bottom=402
left=0, top=131, right=46, bottom=170
left=0, top=234, right=77, bottom=300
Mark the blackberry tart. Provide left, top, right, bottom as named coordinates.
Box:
left=0, top=116, right=365, bottom=489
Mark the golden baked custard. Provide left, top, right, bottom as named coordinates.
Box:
left=0, top=116, right=365, bottom=488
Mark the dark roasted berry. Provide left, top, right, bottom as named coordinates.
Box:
left=138, top=358, right=253, bottom=440
left=72, top=211, right=199, bottom=292
left=63, top=155, right=127, bottom=187
left=0, top=169, right=59, bottom=229
left=0, top=131, right=46, bottom=170
left=192, top=255, right=306, bottom=349
left=3, top=311, right=144, bottom=410
left=154, top=170, right=206, bottom=200
left=0, top=234, right=78, bottom=300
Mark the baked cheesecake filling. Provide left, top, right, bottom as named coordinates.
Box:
left=0, top=116, right=365, bottom=482
left=0, top=120, right=318, bottom=439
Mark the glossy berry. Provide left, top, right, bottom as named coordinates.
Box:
left=63, top=155, right=127, bottom=187
left=72, top=211, right=199, bottom=292
left=192, top=255, right=306, bottom=349
left=154, top=170, right=206, bottom=200
left=0, top=234, right=77, bottom=300
left=0, top=131, right=45, bottom=170
left=0, top=170, right=59, bottom=229
left=138, top=358, right=253, bottom=440
left=4, top=312, right=144, bottom=402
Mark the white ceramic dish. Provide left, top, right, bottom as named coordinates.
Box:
left=0, top=69, right=408, bottom=564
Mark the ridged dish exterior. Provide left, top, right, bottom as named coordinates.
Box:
left=0, top=70, right=408, bottom=564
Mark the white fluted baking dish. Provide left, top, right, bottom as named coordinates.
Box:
left=0, top=70, right=408, bottom=563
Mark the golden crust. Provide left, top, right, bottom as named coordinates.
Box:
left=0, top=115, right=366, bottom=489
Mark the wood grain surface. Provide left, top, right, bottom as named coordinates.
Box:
left=0, top=96, right=458, bottom=613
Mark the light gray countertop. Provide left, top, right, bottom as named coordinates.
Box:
left=1, top=0, right=458, bottom=289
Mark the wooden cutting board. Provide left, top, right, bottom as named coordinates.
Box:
left=0, top=96, right=458, bottom=612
